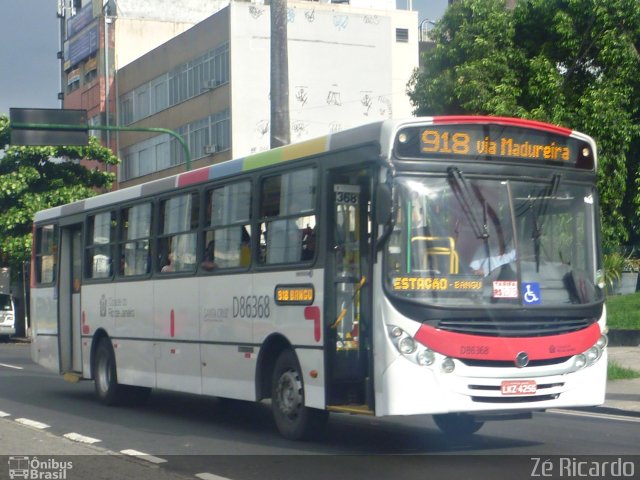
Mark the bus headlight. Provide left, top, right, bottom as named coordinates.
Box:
left=596, top=334, right=608, bottom=349
left=585, top=346, right=600, bottom=364
left=574, top=354, right=587, bottom=369
left=398, top=336, right=417, bottom=354
left=387, top=325, right=436, bottom=366
left=417, top=349, right=435, bottom=366
left=441, top=357, right=455, bottom=373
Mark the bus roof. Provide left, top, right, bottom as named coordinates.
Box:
left=34, top=120, right=385, bottom=223
left=33, top=116, right=593, bottom=223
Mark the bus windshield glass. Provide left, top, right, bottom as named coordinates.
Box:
left=384, top=175, right=603, bottom=307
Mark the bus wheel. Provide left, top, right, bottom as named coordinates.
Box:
left=94, top=338, right=127, bottom=406
left=433, top=413, right=484, bottom=436
left=271, top=349, right=328, bottom=440
left=94, top=338, right=151, bottom=406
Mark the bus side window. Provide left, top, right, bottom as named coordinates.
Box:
left=35, top=224, right=58, bottom=285
left=259, top=168, right=317, bottom=265
left=86, top=211, right=116, bottom=279
left=120, top=202, right=152, bottom=276
left=158, top=192, right=198, bottom=273
left=202, top=181, right=251, bottom=270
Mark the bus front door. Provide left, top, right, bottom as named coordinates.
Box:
left=58, top=224, right=83, bottom=376
left=326, top=168, right=373, bottom=413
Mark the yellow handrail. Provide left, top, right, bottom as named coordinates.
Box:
left=411, top=236, right=459, bottom=274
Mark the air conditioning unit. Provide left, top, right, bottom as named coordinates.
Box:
left=204, top=79, right=221, bottom=89
left=204, top=144, right=219, bottom=154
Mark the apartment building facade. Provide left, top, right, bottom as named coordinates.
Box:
left=59, top=0, right=418, bottom=188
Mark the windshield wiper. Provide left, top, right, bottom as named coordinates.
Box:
left=530, top=174, right=562, bottom=272
left=447, top=167, right=489, bottom=240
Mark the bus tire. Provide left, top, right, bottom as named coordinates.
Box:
left=94, top=338, right=127, bottom=406
left=433, top=413, right=484, bottom=436
left=271, top=349, right=328, bottom=440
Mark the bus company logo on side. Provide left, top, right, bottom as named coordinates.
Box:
left=99, top=294, right=107, bottom=317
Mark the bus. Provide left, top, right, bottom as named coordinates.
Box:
left=30, top=116, right=607, bottom=440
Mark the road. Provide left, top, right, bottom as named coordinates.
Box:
left=1, top=342, right=639, bottom=480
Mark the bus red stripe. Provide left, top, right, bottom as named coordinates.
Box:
left=414, top=322, right=601, bottom=361
left=431, top=115, right=573, bottom=136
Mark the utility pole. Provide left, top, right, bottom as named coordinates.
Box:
left=270, top=0, right=290, bottom=148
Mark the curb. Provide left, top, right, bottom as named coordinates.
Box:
left=569, top=406, right=640, bottom=419
left=608, top=329, right=640, bottom=347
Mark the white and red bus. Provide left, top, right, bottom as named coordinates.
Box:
left=30, top=116, right=607, bottom=439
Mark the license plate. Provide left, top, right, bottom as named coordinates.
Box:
left=501, top=380, right=537, bottom=395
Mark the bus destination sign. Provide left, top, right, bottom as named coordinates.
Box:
left=395, top=123, right=594, bottom=169
left=274, top=284, right=315, bottom=305
left=420, top=127, right=571, bottom=161
left=391, top=275, right=482, bottom=292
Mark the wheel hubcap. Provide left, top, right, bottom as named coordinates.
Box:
left=276, top=369, right=302, bottom=416
left=97, top=355, right=111, bottom=394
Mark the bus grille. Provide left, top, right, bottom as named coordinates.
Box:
left=435, top=317, right=593, bottom=337
left=459, top=357, right=572, bottom=368
left=471, top=394, right=560, bottom=403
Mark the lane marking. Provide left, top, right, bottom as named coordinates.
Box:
left=120, top=449, right=168, bottom=464
left=549, top=408, right=640, bottom=423
left=0, top=411, right=10, bottom=417
left=64, top=432, right=102, bottom=444
left=15, top=418, right=50, bottom=429
left=196, top=474, right=234, bottom=480
left=0, top=363, right=23, bottom=370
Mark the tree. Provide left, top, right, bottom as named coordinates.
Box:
left=0, top=114, right=119, bottom=271
left=407, top=0, right=640, bottom=250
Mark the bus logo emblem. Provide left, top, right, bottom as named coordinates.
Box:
left=515, top=351, right=530, bottom=368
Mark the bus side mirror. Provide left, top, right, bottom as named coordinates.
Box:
left=375, top=183, right=392, bottom=226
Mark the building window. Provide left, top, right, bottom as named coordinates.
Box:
left=118, top=43, right=230, bottom=125
left=396, top=28, right=409, bottom=42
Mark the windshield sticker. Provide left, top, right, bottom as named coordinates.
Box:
left=392, top=276, right=482, bottom=292
left=492, top=281, right=518, bottom=298
left=523, top=282, right=542, bottom=305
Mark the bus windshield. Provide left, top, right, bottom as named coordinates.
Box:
left=384, top=175, right=603, bottom=307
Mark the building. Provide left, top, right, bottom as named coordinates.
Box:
left=58, top=0, right=227, bottom=154
left=59, top=1, right=418, bottom=188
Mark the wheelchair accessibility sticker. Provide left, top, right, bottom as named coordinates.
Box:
left=523, top=282, right=541, bottom=305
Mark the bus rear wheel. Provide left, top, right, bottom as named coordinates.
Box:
left=433, top=413, right=484, bottom=436
left=271, top=349, right=328, bottom=440
left=94, top=338, right=150, bottom=406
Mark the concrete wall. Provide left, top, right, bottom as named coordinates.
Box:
left=230, top=1, right=417, bottom=156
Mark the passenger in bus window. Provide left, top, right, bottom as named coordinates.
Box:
left=301, top=224, right=315, bottom=261
left=201, top=240, right=217, bottom=271
left=162, top=252, right=177, bottom=273
left=239, top=226, right=251, bottom=267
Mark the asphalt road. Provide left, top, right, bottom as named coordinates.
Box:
left=1, top=342, right=639, bottom=480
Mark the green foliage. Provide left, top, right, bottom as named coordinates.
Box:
left=603, top=252, right=625, bottom=294
left=608, top=361, right=640, bottom=380
left=0, top=114, right=118, bottom=270
left=606, top=291, right=640, bottom=329
left=407, top=0, right=640, bottom=251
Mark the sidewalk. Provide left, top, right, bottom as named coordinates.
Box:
left=602, top=345, right=640, bottom=414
